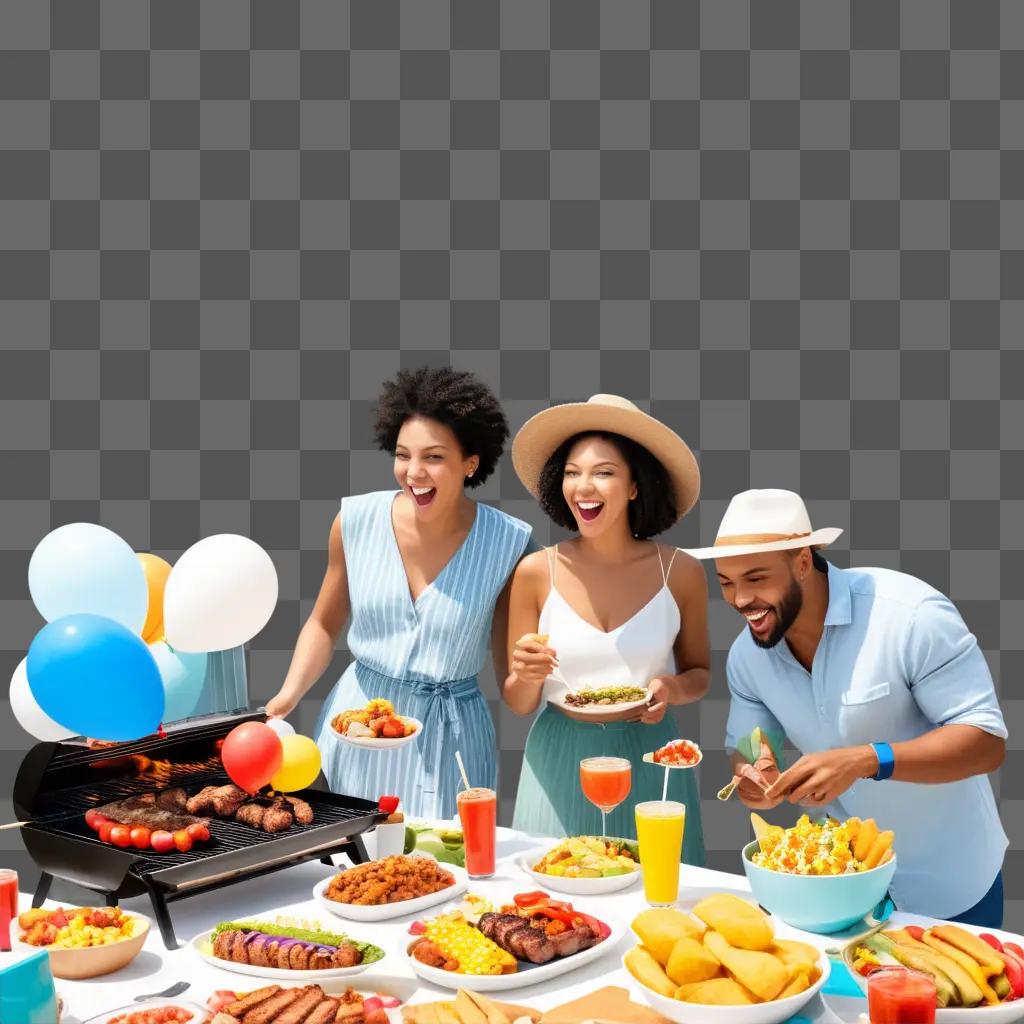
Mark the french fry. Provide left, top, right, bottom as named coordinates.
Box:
left=466, top=992, right=512, bottom=1024
left=853, top=818, right=879, bottom=862
left=863, top=830, right=894, bottom=869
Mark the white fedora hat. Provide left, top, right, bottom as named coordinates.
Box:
left=684, top=488, right=843, bottom=560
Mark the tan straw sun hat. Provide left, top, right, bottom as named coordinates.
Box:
left=511, top=394, right=701, bottom=520
left=684, top=488, right=843, bottom=560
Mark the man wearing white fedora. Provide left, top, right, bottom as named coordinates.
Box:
left=687, top=489, right=1008, bottom=926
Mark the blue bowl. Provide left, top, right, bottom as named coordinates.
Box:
left=741, top=840, right=897, bottom=934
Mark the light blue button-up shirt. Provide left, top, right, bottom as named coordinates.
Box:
left=725, top=562, right=1008, bottom=919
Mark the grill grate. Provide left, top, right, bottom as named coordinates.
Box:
left=33, top=790, right=372, bottom=879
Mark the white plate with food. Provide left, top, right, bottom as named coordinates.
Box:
left=313, top=855, right=468, bottom=922
left=189, top=917, right=385, bottom=980
left=405, top=907, right=621, bottom=992
left=83, top=999, right=209, bottom=1024
left=840, top=920, right=1024, bottom=1024
left=201, top=978, right=413, bottom=1024
left=329, top=697, right=423, bottom=749
left=547, top=686, right=651, bottom=724
left=517, top=836, right=642, bottom=896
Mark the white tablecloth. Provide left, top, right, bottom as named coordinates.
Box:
left=6, top=827, right=927, bottom=1023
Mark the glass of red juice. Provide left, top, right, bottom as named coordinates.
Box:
left=868, top=968, right=937, bottom=1024
left=457, top=787, right=496, bottom=879
left=0, top=869, right=17, bottom=919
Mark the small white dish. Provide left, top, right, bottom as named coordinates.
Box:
left=405, top=915, right=621, bottom=992
left=516, top=849, right=641, bottom=896
left=313, top=862, right=467, bottom=922
left=331, top=715, right=423, bottom=749
left=189, top=926, right=382, bottom=981
left=642, top=745, right=704, bottom=769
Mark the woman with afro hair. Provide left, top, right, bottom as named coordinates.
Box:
left=266, top=366, right=531, bottom=819
left=502, top=395, right=708, bottom=861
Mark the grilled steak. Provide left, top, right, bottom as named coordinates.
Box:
left=549, top=923, right=598, bottom=957
left=478, top=912, right=556, bottom=964
left=260, top=796, right=295, bottom=833
left=223, top=986, right=282, bottom=1018
left=304, top=1001, right=340, bottom=1024
left=275, top=988, right=326, bottom=1024
left=235, top=803, right=268, bottom=828
left=155, top=786, right=188, bottom=810
left=240, top=987, right=301, bottom=1024
left=95, top=794, right=207, bottom=833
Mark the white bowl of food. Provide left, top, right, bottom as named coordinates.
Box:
left=313, top=854, right=467, bottom=922
left=16, top=906, right=150, bottom=980
left=517, top=836, right=642, bottom=896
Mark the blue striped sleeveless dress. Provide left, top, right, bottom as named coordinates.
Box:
left=313, top=490, right=532, bottom=820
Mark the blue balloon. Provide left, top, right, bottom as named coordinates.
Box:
left=27, top=614, right=165, bottom=741
left=149, top=642, right=208, bottom=722
left=28, top=523, right=148, bottom=634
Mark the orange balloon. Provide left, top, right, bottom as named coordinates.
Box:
left=138, top=553, right=173, bottom=643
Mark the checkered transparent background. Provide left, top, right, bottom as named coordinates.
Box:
left=1, top=0, right=1022, bottom=927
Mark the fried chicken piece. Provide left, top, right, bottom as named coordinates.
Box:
left=240, top=987, right=301, bottom=1024
left=304, top=1001, right=340, bottom=1024
left=284, top=794, right=314, bottom=825
left=185, top=786, right=219, bottom=815
left=210, top=784, right=250, bottom=816
left=235, top=803, right=267, bottom=829
left=412, top=939, right=458, bottom=971
left=260, top=796, right=295, bottom=833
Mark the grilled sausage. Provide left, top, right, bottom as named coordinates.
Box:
left=284, top=795, right=314, bottom=825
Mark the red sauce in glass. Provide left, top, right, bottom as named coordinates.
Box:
left=868, top=968, right=937, bottom=1024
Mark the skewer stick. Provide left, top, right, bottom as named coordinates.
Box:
left=454, top=749, right=471, bottom=791
left=0, top=820, right=28, bottom=831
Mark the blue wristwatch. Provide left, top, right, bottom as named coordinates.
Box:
left=871, top=741, right=895, bottom=781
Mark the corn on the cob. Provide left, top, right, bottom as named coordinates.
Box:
left=423, top=914, right=516, bottom=975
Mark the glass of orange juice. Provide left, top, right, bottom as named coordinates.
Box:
left=580, top=756, right=631, bottom=836
left=635, top=800, right=685, bottom=906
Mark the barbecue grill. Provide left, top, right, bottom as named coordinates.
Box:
left=13, top=710, right=386, bottom=949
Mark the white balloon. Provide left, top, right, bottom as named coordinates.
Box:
left=9, top=657, right=75, bottom=742
left=266, top=718, right=296, bottom=738
left=28, top=522, right=148, bottom=633
left=163, top=535, right=278, bottom=653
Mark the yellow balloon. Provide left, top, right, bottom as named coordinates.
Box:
left=138, top=553, right=173, bottom=643
left=270, top=734, right=322, bottom=792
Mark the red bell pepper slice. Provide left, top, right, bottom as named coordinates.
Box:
left=979, top=933, right=1004, bottom=953
left=378, top=795, right=400, bottom=814
left=513, top=891, right=550, bottom=907
left=1000, top=950, right=1024, bottom=1000
left=407, top=920, right=426, bottom=935
left=576, top=911, right=610, bottom=938
left=526, top=906, right=579, bottom=926
left=1005, top=942, right=1024, bottom=960
left=904, top=925, right=926, bottom=942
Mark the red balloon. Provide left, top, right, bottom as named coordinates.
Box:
left=221, top=721, right=283, bottom=794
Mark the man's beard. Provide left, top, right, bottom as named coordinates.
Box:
left=749, top=575, right=803, bottom=649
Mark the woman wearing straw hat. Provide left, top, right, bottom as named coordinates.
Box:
left=504, top=395, right=709, bottom=859
left=265, top=366, right=532, bottom=820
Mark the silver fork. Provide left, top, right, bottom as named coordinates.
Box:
left=133, top=981, right=191, bottom=1002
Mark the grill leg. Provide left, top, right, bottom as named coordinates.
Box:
left=141, top=881, right=179, bottom=950
left=346, top=834, right=369, bottom=866
left=105, top=892, right=119, bottom=908
left=320, top=855, right=334, bottom=867
left=32, top=872, right=53, bottom=908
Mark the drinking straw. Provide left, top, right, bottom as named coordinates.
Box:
left=454, top=749, right=471, bottom=790
left=662, top=765, right=669, bottom=802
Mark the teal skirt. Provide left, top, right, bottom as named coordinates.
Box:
left=511, top=704, right=706, bottom=866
